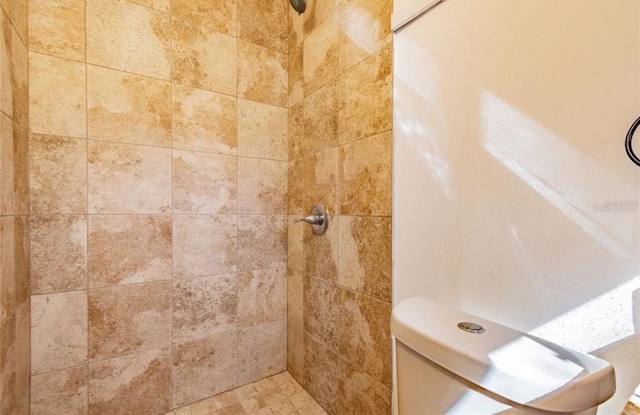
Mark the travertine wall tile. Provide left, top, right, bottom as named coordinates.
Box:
left=289, top=7, right=304, bottom=51
left=338, top=45, right=392, bottom=144
left=238, top=99, right=288, bottom=160
left=31, top=366, right=88, bottom=415
left=338, top=0, right=392, bottom=72
left=172, top=332, right=238, bottom=407
left=88, top=215, right=171, bottom=288
left=287, top=269, right=304, bottom=329
left=15, top=300, right=29, bottom=413
left=28, top=0, right=85, bottom=61
left=303, top=14, right=338, bottom=97
left=339, top=131, right=391, bottom=216
left=238, top=0, right=288, bottom=54
left=12, top=216, right=29, bottom=307
left=0, top=313, right=17, bottom=414
left=172, top=84, right=237, bottom=155
left=11, top=33, right=28, bottom=130
left=88, top=140, right=171, bottom=214
left=309, top=150, right=339, bottom=212
left=237, top=268, right=287, bottom=328
left=87, top=66, right=171, bottom=147
left=287, top=321, right=304, bottom=382
left=129, top=0, right=169, bottom=12
left=29, top=53, right=86, bottom=138
left=238, top=158, right=287, bottom=214
left=303, top=334, right=341, bottom=415
left=238, top=320, right=287, bottom=385
left=31, top=215, right=87, bottom=294
left=173, top=150, right=237, bottom=214
left=1, top=0, right=29, bottom=410
left=173, top=273, right=237, bottom=342
left=304, top=212, right=338, bottom=281
left=303, top=276, right=341, bottom=351
left=289, top=46, right=304, bottom=107
left=12, top=125, right=28, bottom=215
left=30, top=134, right=87, bottom=214
left=288, top=102, right=304, bottom=161
left=338, top=288, right=391, bottom=387
left=303, top=81, right=339, bottom=154
left=86, top=0, right=171, bottom=80
left=173, top=215, right=237, bottom=278
left=1, top=119, right=28, bottom=216
left=338, top=361, right=391, bottom=415
left=0, top=113, right=15, bottom=215
left=0, top=12, right=28, bottom=128
left=303, top=0, right=339, bottom=35
left=172, top=0, right=236, bottom=36
left=238, top=41, right=287, bottom=107
left=25, top=0, right=304, bottom=411
left=0, top=0, right=27, bottom=43
left=238, top=215, right=287, bottom=271
left=338, top=216, right=391, bottom=301
left=172, top=19, right=237, bottom=96
left=287, top=216, right=304, bottom=271
left=288, top=159, right=305, bottom=215
left=88, top=282, right=171, bottom=360
left=0, top=11, right=12, bottom=119
left=88, top=347, right=172, bottom=414
left=31, top=291, right=88, bottom=374
left=287, top=148, right=339, bottom=216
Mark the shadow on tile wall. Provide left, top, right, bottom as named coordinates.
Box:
left=27, top=0, right=289, bottom=413
left=0, top=0, right=30, bottom=413
left=286, top=0, right=393, bottom=413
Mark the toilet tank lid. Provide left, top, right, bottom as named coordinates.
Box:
left=391, top=297, right=616, bottom=413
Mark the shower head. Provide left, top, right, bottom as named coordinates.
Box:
left=289, top=0, right=306, bottom=14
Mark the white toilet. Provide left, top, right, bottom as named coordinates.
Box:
left=391, top=297, right=616, bottom=414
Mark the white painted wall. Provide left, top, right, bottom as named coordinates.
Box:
left=392, top=1, right=640, bottom=412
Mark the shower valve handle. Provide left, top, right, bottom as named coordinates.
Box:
left=295, top=204, right=329, bottom=236
left=295, top=214, right=324, bottom=225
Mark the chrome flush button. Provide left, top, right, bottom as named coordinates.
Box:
left=457, top=322, right=485, bottom=334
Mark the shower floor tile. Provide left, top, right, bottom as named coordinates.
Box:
left=165, top=371, right=328, bottom=415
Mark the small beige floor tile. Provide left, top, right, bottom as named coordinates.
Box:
left=289, top=390, right=316, bottom=410
left=298, top=402, right=329, bottom=415
left=211, top=390, right=238, bottom=409
left=165, top=371, right=326, bottom=415
left=271, top=371, right=294, bottom=385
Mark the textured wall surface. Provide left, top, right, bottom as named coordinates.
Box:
left=286, top=0, right=393, bottom=412
left=0, top=0, right=30, bottom=413
left=27, top=0, right=289, bottom=413
left=393, top=1, right=640, bottom=413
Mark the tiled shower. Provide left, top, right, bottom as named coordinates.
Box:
left=0, top=0, right=392, bottom=413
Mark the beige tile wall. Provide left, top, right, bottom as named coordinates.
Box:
left=27, top=0, right=289, bottom=413
left=287, top=0, right=393, bottom=413
left=0, top=0, right=30, bottom=413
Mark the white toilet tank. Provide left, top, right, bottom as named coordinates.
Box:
left=391, top=297, right=616, bottom=415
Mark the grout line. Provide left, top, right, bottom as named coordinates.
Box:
left=169, top=0, right=177, bottom=410
left=84, top=0, right=91, bottom=412
left=235, top=0, right=241, bottom=394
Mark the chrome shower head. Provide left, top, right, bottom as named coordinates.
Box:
left=289, top=0, right=306, bottom=14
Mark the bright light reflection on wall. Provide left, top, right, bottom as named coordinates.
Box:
left=341, top=4, right=383, bottom=56
left=394, top=38, right=454, bottom=202
left=532, top=278, right=640, bottom=352
left=480, top=91, right=636, bottom=259
left=480, top=90, right=640, bottom=352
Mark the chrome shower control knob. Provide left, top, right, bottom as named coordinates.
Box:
left=295, top=215, right=323, bottom=225
left=295, top=203, right=329, bottom=236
